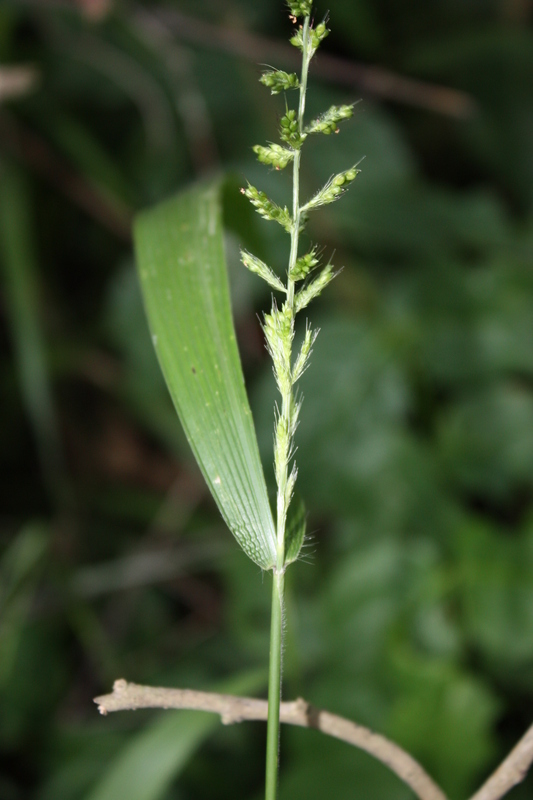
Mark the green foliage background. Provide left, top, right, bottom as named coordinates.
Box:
left=1, top=1, right=533, bottom=798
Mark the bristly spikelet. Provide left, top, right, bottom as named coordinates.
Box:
left=306, top=104, right=355, bottom=135
left=301, top=165, right=362, bottom=212
left=253, top=143, right=295, bottom=170
left=241, top=250, right=286, bottom=292
left=289, top=247, right=320, bottom=281
left=294, top=263, right=338, bottom=313
left=242, top=2, right=361, bottom=572
left=263, top=304, right=293, bottom=396
left=280, top=110, right=306, bottom=149
left=260, top=70, right=299, bottom=95
left=286, top=0, right=312, bottom=18
left=291, top=19, right=329, bottom=52
left=241, top=184, right=293, bottom=232
left=292, top=323, right=318, bottom=382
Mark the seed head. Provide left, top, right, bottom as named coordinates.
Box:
left=294, top=263, right=338, bottom=313
left=306, top=104, right=355, bottom=135
left=241, top=249, right=286, bottom=292
left=280, top=109, right=306, bottom=149
left=286, top=0, right=312, bottom=19
left=241, top=184, right=293, bottom=232
left=301, top=165, right=361, bottom=212
left=253, top=143, right=295, bottom=170
left=289, top=247, right=320, bottom=281
left=260, top=70, right=300, bottom=95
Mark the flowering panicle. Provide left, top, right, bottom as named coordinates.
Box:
left=241, top=2, right=361, bottom=570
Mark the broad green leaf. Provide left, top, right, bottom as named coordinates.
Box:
left=134, top=179, right=276, bottom=569
left=85, top=670, right=266, bottom=800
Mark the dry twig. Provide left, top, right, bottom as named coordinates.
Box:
left=95, top=679, right=448, bottom=800
left=469, top=722, right=533, bottom=800
left=94, top=681, right=533, bottom=800
left=0, top=66, right=39, bottom=103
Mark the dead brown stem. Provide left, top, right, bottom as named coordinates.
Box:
left=94, top=680, right=533, bottom=800
left=94, top=679, right=448, bottom=800
left=468, top=721, right=533, bottom=800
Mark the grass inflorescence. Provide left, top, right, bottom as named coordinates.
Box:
left=241, top=2, right=361, bottom=798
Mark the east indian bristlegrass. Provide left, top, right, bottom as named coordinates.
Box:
left=240, top=3, right=361, bottom=798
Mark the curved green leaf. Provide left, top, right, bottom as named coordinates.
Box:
left=134, top=180, right=276, bottom=569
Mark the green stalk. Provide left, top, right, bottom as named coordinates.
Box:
left=278, top=12, right=311, bottom=559
left=265, top=569, right=284, bottom=800
left=287, top=14, right=311, bottom=312
left=264, top=16, right=311, bottom=800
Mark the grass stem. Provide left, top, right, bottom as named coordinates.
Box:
left=265, top=569, right=285, bottom=800
left=265, top=16, right=311, bottom=799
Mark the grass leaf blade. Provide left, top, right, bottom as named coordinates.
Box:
left=134, top=180, right=276, bottom=569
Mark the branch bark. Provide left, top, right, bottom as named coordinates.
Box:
left=94, top=681, right=533, bottom=800
left=469, top=722, right=533, bottom=800
left=94, top=680, right=448, bottom=800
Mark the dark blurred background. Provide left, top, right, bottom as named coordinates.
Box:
left=2, top=1, right=533, bottom=799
